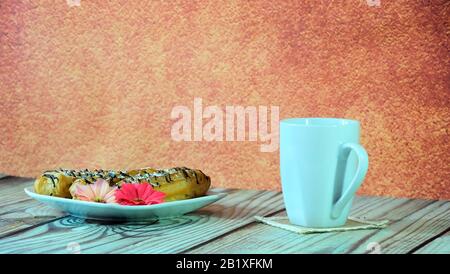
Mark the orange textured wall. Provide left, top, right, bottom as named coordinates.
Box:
left=0, top=1, right=449, bottom=200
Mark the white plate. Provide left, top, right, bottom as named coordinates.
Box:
left=24, top=187, right=226, bottom=221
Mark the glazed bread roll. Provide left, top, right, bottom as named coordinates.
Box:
left=34, top=167, right=211, bottom=202
left=34, top=171, right=75, bottom=198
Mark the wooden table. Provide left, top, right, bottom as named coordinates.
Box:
left=0, top=176, right=448, bottom=254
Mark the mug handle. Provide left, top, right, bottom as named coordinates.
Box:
left=331, top=142, right=369, bottom=219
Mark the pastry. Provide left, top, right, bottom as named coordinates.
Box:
left=34, top=167, right=211, bottom=202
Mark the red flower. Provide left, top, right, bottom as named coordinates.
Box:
left=115, top=183, right=165, bottom=206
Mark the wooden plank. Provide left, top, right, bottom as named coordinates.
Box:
left=362, top=200, right=449, bottom=254
left=0, top=199, right=64, bottom=237
left=0, top=189, right=285, bottom=254
left=187, top=195, right=402, bottom=254
left=413, top=230, right=450, bottom=254
left=187, top=196, right=450, bottom=254
left=0, top=177, right=36, bottom=206
left=0, top=176, right=66, bottom=237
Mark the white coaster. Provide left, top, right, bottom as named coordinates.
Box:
left=255, top=216, right=389, bottom=234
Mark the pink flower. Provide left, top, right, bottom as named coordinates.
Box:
left=71, top=179, right=117, bottom=203
left=115, top=183, right=165, bottom=206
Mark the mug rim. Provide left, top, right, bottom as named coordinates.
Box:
left=280, top=117, right=360, bottom=127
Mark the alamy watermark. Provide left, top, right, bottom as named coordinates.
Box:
left=66, top=242, right=82, bottom=254
left=170, top=98, right=279, bottom=152
left=366, top=0, right=381, bottom=7
left=67, top=0, right=81, bottom=7
left=366, top=242, right=382, bottom=254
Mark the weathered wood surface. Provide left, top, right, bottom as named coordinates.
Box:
left=187, top=196, right=450, bottom=254
left=414, top=230, right=450, bottom=254
left=0, top=177, right=65, bottom=237
left=0, top=177, right=284, bottom=253
left=0, top=176, right=448, bottom=254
